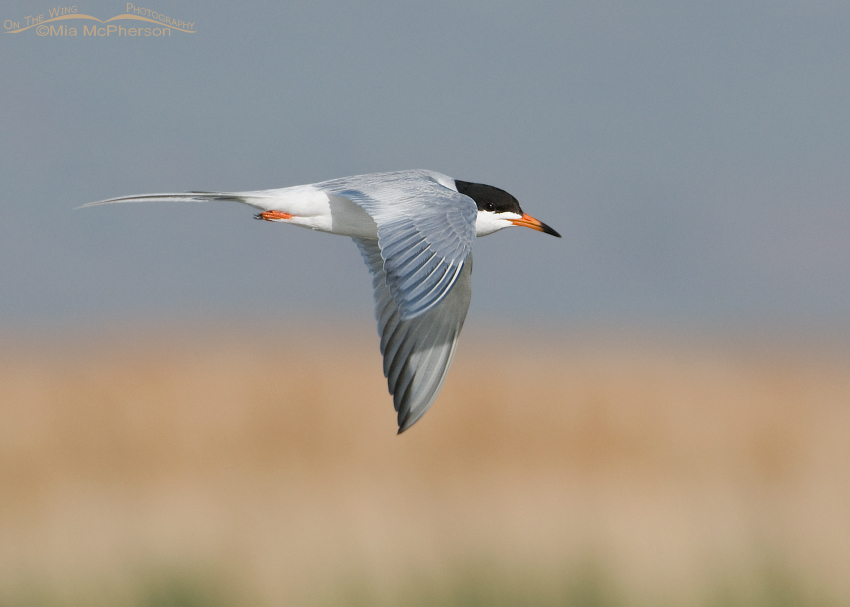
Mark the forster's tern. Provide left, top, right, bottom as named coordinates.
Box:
left=83, top=169, right=560, bottom=432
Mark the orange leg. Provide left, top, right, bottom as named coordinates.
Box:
left=255, top=210, right=293, bottom=221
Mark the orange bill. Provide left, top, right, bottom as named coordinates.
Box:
left=510, top=213, right=561, bottom=237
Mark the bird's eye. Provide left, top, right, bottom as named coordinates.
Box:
left=485, top=202, right=495, bottom=212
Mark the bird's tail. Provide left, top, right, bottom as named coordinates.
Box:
left=77, top=191, right=262, bottom=210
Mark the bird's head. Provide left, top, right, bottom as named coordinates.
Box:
left=454, top=180, right=561, bottom=238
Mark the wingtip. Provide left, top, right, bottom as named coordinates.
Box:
left=397, top=413, right=415, bottom=434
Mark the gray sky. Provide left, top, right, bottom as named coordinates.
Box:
left=2, top=0, right=849, bottom=330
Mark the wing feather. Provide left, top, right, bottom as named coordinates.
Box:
left=354, top=237, right=472, bottom=432
left=321, top=171, right=476, bottom=320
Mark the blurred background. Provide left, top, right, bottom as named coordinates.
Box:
left=1, top=0, right=849, bottom=605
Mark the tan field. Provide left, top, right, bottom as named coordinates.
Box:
left=1, top=323, right=849, bottom=606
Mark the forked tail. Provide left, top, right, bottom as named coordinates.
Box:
left=77, top=191, right=259, bottom=210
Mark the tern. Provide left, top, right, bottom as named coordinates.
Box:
left=83, top=170, right=560, bottom=432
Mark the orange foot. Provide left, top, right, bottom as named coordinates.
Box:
left=254, top=210, right=293, bottom=221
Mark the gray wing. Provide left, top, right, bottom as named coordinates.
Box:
left=324, top=171, right=476, bottom=321
left=354, top=237, right=472, bottom=433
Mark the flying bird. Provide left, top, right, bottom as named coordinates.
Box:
left=82, top=170, right=560, bottom=432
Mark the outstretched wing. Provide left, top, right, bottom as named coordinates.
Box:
left=322, top=171, right=476, bottom=321
left=354, top=237, right=472, bottom=433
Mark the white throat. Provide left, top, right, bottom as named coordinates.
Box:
left=475, top=210, right=520, bottom=237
